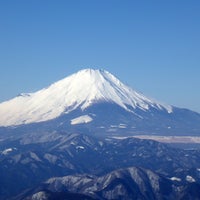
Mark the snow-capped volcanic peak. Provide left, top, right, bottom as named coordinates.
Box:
left=0, top=69, right=172, bottom=126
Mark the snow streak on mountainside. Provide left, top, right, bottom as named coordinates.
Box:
left=0, top=69, right=172, bottom=126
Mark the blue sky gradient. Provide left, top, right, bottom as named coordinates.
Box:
left=0, top=0, right=200, bottom=112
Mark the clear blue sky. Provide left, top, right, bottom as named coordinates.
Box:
left=0, top=0, right=200, bottom=112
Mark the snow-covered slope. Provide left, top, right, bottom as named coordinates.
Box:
left=0, top=69, right=172, bottom=127
left=71, top=115, right=93, bottom=125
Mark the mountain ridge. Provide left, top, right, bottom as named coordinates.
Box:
left=2, top=132, right=200, bottom=200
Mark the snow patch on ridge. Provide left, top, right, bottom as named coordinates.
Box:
left=170, top=177, right=181, bottom=182
left=1, top=148, right=17, bottom=155
left=186, top=175, right=196, bottom=183
left=71, top=115, right=93, bottom=125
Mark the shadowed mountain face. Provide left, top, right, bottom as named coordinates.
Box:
left=0, top=69, right=200, bottom=136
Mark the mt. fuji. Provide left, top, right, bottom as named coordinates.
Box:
left=1, top=69, right=200, bottom=200
left=0, top=68, right=200, bottom=136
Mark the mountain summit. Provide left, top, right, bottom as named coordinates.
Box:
left=0, top=68, right=200, bottom=136
left=0, top=69, right=171, bottom=126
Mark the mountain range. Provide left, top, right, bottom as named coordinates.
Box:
left=1, top=132, right=200, bottom=200
left=1, top=69, right=200, bottom=199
